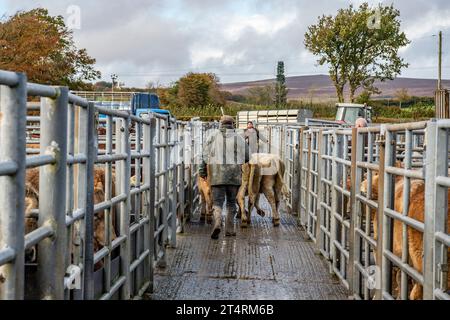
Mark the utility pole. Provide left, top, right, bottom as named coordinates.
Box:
left=435, top=31, right=450, bottom=118
left=438, top=31, right=442, bottom=90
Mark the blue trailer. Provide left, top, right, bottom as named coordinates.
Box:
left=97, top=92, right=172, bottom=119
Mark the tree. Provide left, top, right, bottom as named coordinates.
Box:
left=395, top=88, right=410, bottom=108
left=176, top=72, right=225, bottom=108
left=304, top=3, right=409, bottom=102
left=246, top=85, right=275, bottom=106
left=0, top=8, right=100, bottom=89
left=355, top=90, right=372, bottom=104
left=275, top=61, right=288, bottom=108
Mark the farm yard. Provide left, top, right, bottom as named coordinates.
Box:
left=0, top=0, right=450, bottom=304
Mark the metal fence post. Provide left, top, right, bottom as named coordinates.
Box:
left=37, top=87, right=68, bottom=300
left=348, top=128, right=358, bottom=296
left=119, top=116, right=131, bottom=299
left=0, top=72, right=27, bottom=300
left=147, top=116, right=157, bottom=293
left=314, top=129, right=324, bottom=251
left=330, top=132, right=338, bottom=274
left=83, top=102, right=96, bottom=300
left=423, top=120, right=437, bottom=299
left=381, top=127, right=394, bottom=299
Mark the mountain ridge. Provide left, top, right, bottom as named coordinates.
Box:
left=221, top=75, right=449, bottom=101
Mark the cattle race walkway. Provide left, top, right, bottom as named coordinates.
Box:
left=148, top=204, right=349, bottom=300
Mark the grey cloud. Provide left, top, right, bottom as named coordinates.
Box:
left=3, top=0, right=450, bottom=86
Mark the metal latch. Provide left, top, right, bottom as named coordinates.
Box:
left=65, top=265, right=82, bottom=290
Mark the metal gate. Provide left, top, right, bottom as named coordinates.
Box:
left=0, top=69, right=202, bottom=300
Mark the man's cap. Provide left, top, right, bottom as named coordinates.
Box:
left=220, top=115, right=235, bottom=125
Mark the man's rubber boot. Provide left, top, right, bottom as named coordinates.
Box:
left=211, top=207, right=222, bottom=239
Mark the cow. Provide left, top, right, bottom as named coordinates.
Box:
left=237, top=153, right=289, bottom=228
left=360, top=165, right=450, bottom=300
left=198, top=175, right=213, bottom=224
left=24, top=167, right=118, bottom=270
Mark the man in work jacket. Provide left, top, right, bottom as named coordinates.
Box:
left=199, top=115, right=249, bottom=239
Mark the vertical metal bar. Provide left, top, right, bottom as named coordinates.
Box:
left=161, top=117, right=169, bottom=262
left=170, top=127, right=178, bottom=248
left=147, top=116, right=157, bottom=293
left=38, top=87, right=68, bottom=300
left=423, top=120, right=438, bottom=299
left=330, top=132, right=338, bottom=274
left=315, top=130, right=324, bottom=250
left=74, top=103, right=88, bottom=299
left=83, top=102, right=96, bottom=300
left=381, top=128, right=394, bottom=299
left=119, top=117, right=131, bottom=299
left=349, top=128, right=358, bottom=296
left=0, top=72, right=27, bottom=300
left=104, top=115, right=113, bottom=295
left=143, top=121, right=152, bottom=290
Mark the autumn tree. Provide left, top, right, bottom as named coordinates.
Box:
left=0, top=8, right=100, bottom=89
left=304, top=3, right=409, bottom=102
left=175, top=73, right=225, bottom=108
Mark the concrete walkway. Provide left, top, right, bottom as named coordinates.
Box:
left=150, top=211, right=349, bottom=300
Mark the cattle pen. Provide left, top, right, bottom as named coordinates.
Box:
left=0, top=69, right=449, bottom=300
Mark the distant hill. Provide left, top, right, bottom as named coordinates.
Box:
left=221, top=75, right=450, bottom=101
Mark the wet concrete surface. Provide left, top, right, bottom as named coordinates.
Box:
left=149, top=209, right=349, bottom=300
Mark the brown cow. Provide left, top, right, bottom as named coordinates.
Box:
left=237, top=153, right=289, bottom=227
left=24, top=167, right=118, bottom=270
left=198, top=176, right=213, bottom=224
left=361, top=166, right=450, bottom=300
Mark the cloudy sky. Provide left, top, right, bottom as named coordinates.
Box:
left=1, top=0, right=450, bottom=87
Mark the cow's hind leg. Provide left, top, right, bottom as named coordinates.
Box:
left=253, top=194, right=266, bottom=217
left=261, top=179, right=280, bottom=227
left=237, top=183, right=249, bottom=228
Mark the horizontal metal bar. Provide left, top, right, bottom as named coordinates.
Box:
left=24, top=225, right=54, bottom=250
left=434, top=289, right=450, bottom=300
left=436, top=176, right=450, bottom=188
left=385, top=166, right=423, bottom=180
left=356, top=161, right=379, bottom=171
left=65, top=208, right=86, bottom=227
left=96, top=106, right=129, bottom=118
left=0, top=160, right=18, bottom=176
left=27, top=83, right=58, bottom=98
left=130, top=184, right=151, bottom=196
left=0, top=70, right=20, bottom=86
left=26, top=154, right=56, bottom=168
left=99, top=276, right=126, bottom=300
left=129, top=114, right=151, bottom=125
left=130, top=249, right=150, bottom=273
left=130, top=217, right=150, bottom=234
left=111, top=235, right=126, bottom=251
left=0, top=248, right=15, bottom=266
left=356, top=195, right=378, bottom=209
left=94, top=193, right=127, bottom=213
left=355, top=227, right=377, bottom=248
left=385, top=121, right=428, bottom=132
left=94, top=247, right=109, bottom=264
left=67, top=154, right=87, bottom=165
left=26, top=116, right=40, bottom=122
left=384, top=250, right=424, bottom=285
left=435, top=231, right=450, bottom=247
left=96, top=154, right=128, bottom=163
left=384, top=208, right=425, bottom=232
left=68, top=93, right=88, bottom=108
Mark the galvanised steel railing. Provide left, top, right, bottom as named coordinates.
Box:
left=264, top=121, right=449, bottom=300
left=0, top=69, right=203, bottom=300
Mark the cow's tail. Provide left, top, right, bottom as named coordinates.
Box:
left=248, top=163, right=261, bottom=213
